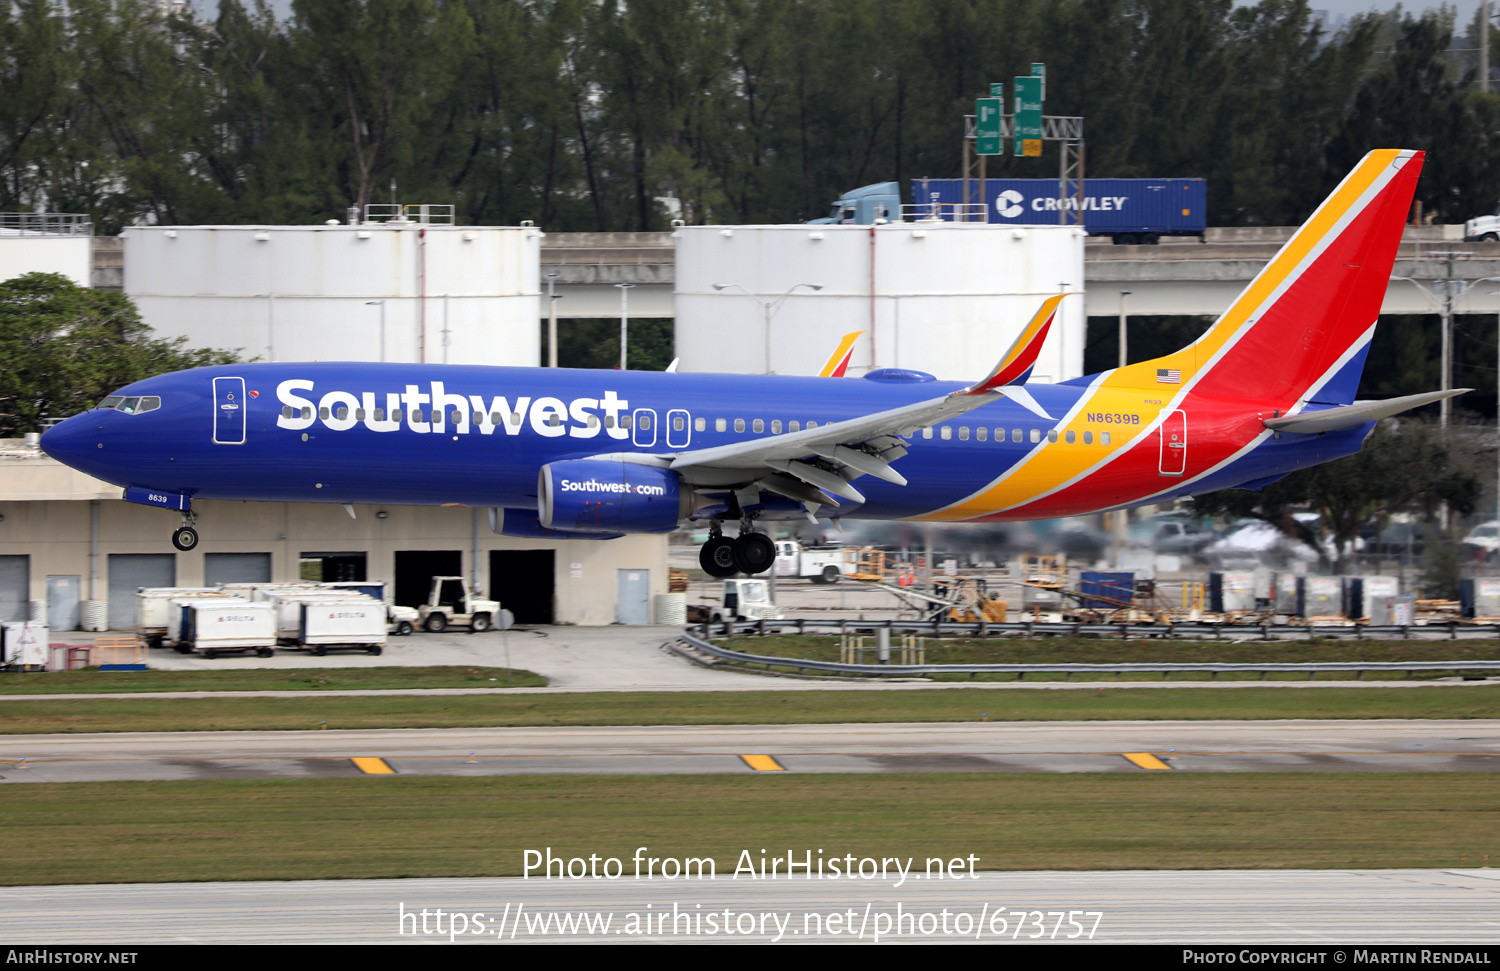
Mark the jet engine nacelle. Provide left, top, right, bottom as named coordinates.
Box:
left=538, top=460, right=688, bottom=534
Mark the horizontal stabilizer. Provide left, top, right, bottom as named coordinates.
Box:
left=1264, top=389, right=1469, bottom=434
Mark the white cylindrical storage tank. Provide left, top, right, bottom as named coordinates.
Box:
left=0, top=214, right=92, bottom=286
left=673, top=222, right=1086, bottom=382
left=654, top=592, right=686, bottom=626
left=124, top=223, right=543, bottom=367
left=80, top=601, right=109, bottom=632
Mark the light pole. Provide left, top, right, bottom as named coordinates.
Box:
left=546, top=272, right=561, bottom=367
left=1393, top=258, right=1488, bottom=429
left=712, top=282, right=824, bottom=374
left=615, top=283, right=634, bottom=370
left=1118, top=290, right=1131, bottom=370
left=365, top=300, right=385, bottom=362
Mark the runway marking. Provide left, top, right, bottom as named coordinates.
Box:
left=1123, top=753, right=1172, bottom=770
left=350, top=757, right=395, bottom=774
left=740, top=755, right=785, bottom=772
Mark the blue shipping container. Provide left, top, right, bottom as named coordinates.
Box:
left=1079, top=571, right=1134, bottom=610
left=910, top=177, right=1206, bottom=240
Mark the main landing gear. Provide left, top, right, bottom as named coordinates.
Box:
left=699, top=521, right=777, bottom=578
left=171, top=511, right=199, bottom=552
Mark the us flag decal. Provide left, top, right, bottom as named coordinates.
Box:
left=1156, top=368, right=1181, bottom=384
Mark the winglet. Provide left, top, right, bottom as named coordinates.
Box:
left=963, top=294, right=1067, bottom=396
left=819, top=331, right=864, bottom=377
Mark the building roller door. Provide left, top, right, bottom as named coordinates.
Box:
left=107, top=553, right=175, bottom=631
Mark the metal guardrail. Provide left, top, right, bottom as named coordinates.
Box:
left=676, top=630, right=1500, bottom=680
left=690, top=618, right=1500, bottom=640
left=0, top=213, right=92, bottom=237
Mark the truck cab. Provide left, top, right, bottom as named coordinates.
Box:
left=1465, top=204, right=1500, bottom=242
left=808, top=182, right=901, bottom=225
left=418, top=576, right=500, bottom=633
left=711, top=578, right=782, bottom=623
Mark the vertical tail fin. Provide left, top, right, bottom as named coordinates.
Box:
left=818, top=331, right=864, bottom=377
left=1127, top=149, right=1423, bottom=406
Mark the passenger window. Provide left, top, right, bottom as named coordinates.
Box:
left=1047, top=430, right=1058, bottom=443
left=622, top=414, right=634, bottom=430
left=807, top=421, right=817, bottom=429
left=548, top=413, right=561, bottom=427
left=639, top=414, right=651, bottom=430
left=1065, top=430, right=1075, bottom=444
left=673, top=416, right=685, bottom=431
left=716, top=418, right=726, bottom=432
left=355, top=408, right=366, bottom=421
left=1012, top=428, right=1023, bottom=443
left=789, top=421, right=799, bottom=432
left=335, top=407, right=349, bottom=420
left=734, top=418, right=745, bottom=432
left=605, top=415, right=615, bottom=429
left=491, top=411, right=502, bottom=426
left=392, top=409, right=403, bottom=423
left=1083, top=431, right=1093, bottom=444
left=1030, top=428, right=1040, bottom=443
left=282, top=406, right=293, bottom=419
left=588, top=415, right=599, bottom=428
left=771, top=420, right=782, bottom=434
left=752, top=419, right=764, bottom=433
left=1102, top=432, right=1111, bottom=446
left=922, top=427, right=933, bottom=439
left=958, top=426, right=969, bottom=441
left=695, top=417, right=706, bottom=431
left=319, top=407, right=330, bottom=420
left=940, top=426, right=952, bottom=440
left=976, top=427, right=987, bottom=441
left=376, top=408, right=386, bottom=421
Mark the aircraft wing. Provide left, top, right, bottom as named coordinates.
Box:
left=666, top=295, right=1068, bottom=511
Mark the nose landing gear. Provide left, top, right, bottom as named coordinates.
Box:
left=171, top=511, right=199, bottom=552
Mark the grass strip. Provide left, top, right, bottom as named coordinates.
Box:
left=0, top=666, right=546, bottom=695
left=1, top=685, right=1497, bottom=734
left=3, top=773, right=1495, bottom=885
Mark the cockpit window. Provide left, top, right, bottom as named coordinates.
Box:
left=96, top=395, right=160, bottom=415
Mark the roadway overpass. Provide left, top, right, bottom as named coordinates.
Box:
left=540, top=227, right=1500, bottom=319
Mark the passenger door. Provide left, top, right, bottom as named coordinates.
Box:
left=212, top=376, right=247, bottom=445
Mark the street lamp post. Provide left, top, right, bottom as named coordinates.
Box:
left=1391, top=257, right=1485, bottom=429
left=615, top=283, right=634, bottom=370
left=1118, top=290, right=1132, bottom=370
left=365, top=300, right=385, bottom=362
left=712, top=282, right=824, bottom=374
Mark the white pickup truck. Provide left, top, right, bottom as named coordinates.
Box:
left=710, top=579, right=782, bottom=624
left=1465, top=206, right=1500, bottom=242
left=774, top=542, right=860, bottom=584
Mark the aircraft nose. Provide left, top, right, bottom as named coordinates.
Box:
left=40, top=414, right=102, bottom=471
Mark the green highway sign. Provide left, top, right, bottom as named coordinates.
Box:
left=975, top=96, right=1002, bottom=156
left=1013, top=75, right=1043, bottom=156
left=1031, top=62, right=1046, bottom=100
left=990, top=82, right=1004, bottom=98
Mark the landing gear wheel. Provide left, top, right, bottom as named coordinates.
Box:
left=395, top=621, right=413, bottom=636
left=256, top=647, right=274, bottom=658
left=733, top=532, right=777, bottom=575
left=700, top=537, right=739, bottom=578
left=424, top=613, right=447, bottom=633
left=471, top=614, right=492, bottom=633
left=171, top=527, right=199, bottom=552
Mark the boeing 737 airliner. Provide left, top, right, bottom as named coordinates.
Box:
left=41, top=150, right=1462, bottom=578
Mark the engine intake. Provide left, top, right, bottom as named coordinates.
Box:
left=539, top=460, right=688, bottom=534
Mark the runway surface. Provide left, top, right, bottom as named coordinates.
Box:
left=4, top=719, right=1497, bottom=782
left=3, top=869, right=1499, bottom=944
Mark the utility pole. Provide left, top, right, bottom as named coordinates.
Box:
left=1484, top=0, right=1491, bottom=95
left=546, top=272, right=561, bottom=367
left=615, top=283, right=634, bottom=370
left=1118, top=290, right=1131, bottom=369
